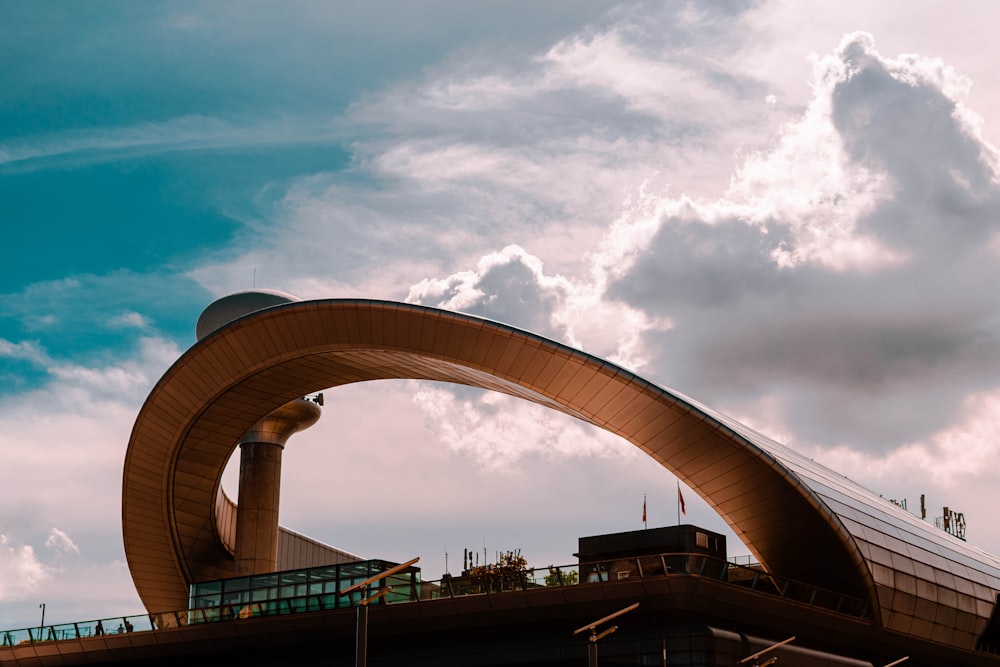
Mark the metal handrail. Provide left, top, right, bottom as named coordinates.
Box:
left=0, top=552, right=871, bottom=648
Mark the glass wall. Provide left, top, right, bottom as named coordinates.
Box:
left=188, top=559, right=421, bottom=621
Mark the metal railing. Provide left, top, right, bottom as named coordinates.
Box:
left=0, top=552, right=871, bottom=648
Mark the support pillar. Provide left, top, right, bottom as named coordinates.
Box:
left=234, top=398, right=321, bottom=576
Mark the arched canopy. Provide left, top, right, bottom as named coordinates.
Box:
left=123, top=299, right=1000, bottom=650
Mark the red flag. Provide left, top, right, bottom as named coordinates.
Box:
left=678, top=486, right=686, bottom=515
left=642, top=496, right=647, bottom=524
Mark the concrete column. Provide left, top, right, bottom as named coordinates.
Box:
left=234, top=398, right=321, bottom=576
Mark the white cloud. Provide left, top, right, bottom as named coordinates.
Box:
left=372, top=27, right=1000, bottom=564
left=128, top=12, right=1000, bottom=569
left=0, top=340, right=49, bottom=365
left=541, top=28, right=735, bottom=122
left=0, top=558, right=141, bottom=630
left=0, top=115, right=232, bottom=167
left=726, top=38, right=900, bottom=272
left=45, top=528, right=80, bottom=555
left=817, top=388, right=1000, bottom=486
left=12, top=0, right=1000, bottom=628
left=268, top=380, right=730, bottom=577
left=407, top=242, right=661, bottom=371
left=0, top=114, right=344, bottom=172
left=0, top=536, right=49, bottom=603
left=191, top=5, right=786, bottom=301
left=0, top=331, right=181, bottom=627
left=0, top=336, right=178, bottom=549
left=595, top=32, right=1000, bottom=461
left=107, top=312, right=150, bottom=330
left=412, top=385, right=629, bottom=470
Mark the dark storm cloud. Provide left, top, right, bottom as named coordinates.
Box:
left=456, top=259, right=564, bottom=334
left=608, top=33, right=1000, bottom=453
left=408, top=246, right=571, bottom=343
left=608, top=213, right=781, bottom=310
left=833, top=36, right=1000, bottom=253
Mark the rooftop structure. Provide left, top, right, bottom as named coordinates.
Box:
left=3, top=291, right=1000, bottom=665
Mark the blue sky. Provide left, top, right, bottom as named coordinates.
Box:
left=5, top=0, right=1000, bottom=632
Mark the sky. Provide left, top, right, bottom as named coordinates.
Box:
left=3, top=0, right=1000, bottom=631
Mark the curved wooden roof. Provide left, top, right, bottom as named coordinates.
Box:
left=122, top=299, right=1000, bottom=650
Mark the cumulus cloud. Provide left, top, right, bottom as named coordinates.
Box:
left=0, top=535, right=49, bottom=602
left=407, top=245, right=573, bottom=340
left=403, top=244, right=660, bottom=470
left=0, top=333, right=171, bottom=624
left=0, top=528, right=82, bottom=605
left=393, top=29, right=1000, bottom=489
left=0, top=334, right=179, bottom=556
left=11, top=0, right=1000, bottom=625
left=189, top=3, right=782, bottom=300
left=408, top=241, right=661, bottom=369
left=600, top=32, right=1000, bottom=459
left=173, top=21, right=1000, bottom=582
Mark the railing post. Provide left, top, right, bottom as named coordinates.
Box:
left=355, top=603, right=368, bottom=667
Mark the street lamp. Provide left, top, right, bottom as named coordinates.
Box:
left=340, top=557, right=419, bottom=667
left=572, top=602, right=640, bottom=667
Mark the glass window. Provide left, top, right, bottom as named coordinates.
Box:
left=191, top=580, right=222, bottom=597
left=251, top=573, right=279, bottom=589
left=224, top=576, right=251, bottom=592
left=309, top=566, right=339, bottom=582
left=193, top=594, right=221, bottom=608
left=251, top=587, right=273, bottom=602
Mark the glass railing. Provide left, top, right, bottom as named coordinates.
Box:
left=2, top=615, right=156, bottom=647
left=0, top=552, right=871, bottom=647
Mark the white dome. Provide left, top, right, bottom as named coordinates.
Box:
left=195, top=289, right=301, bottom=340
